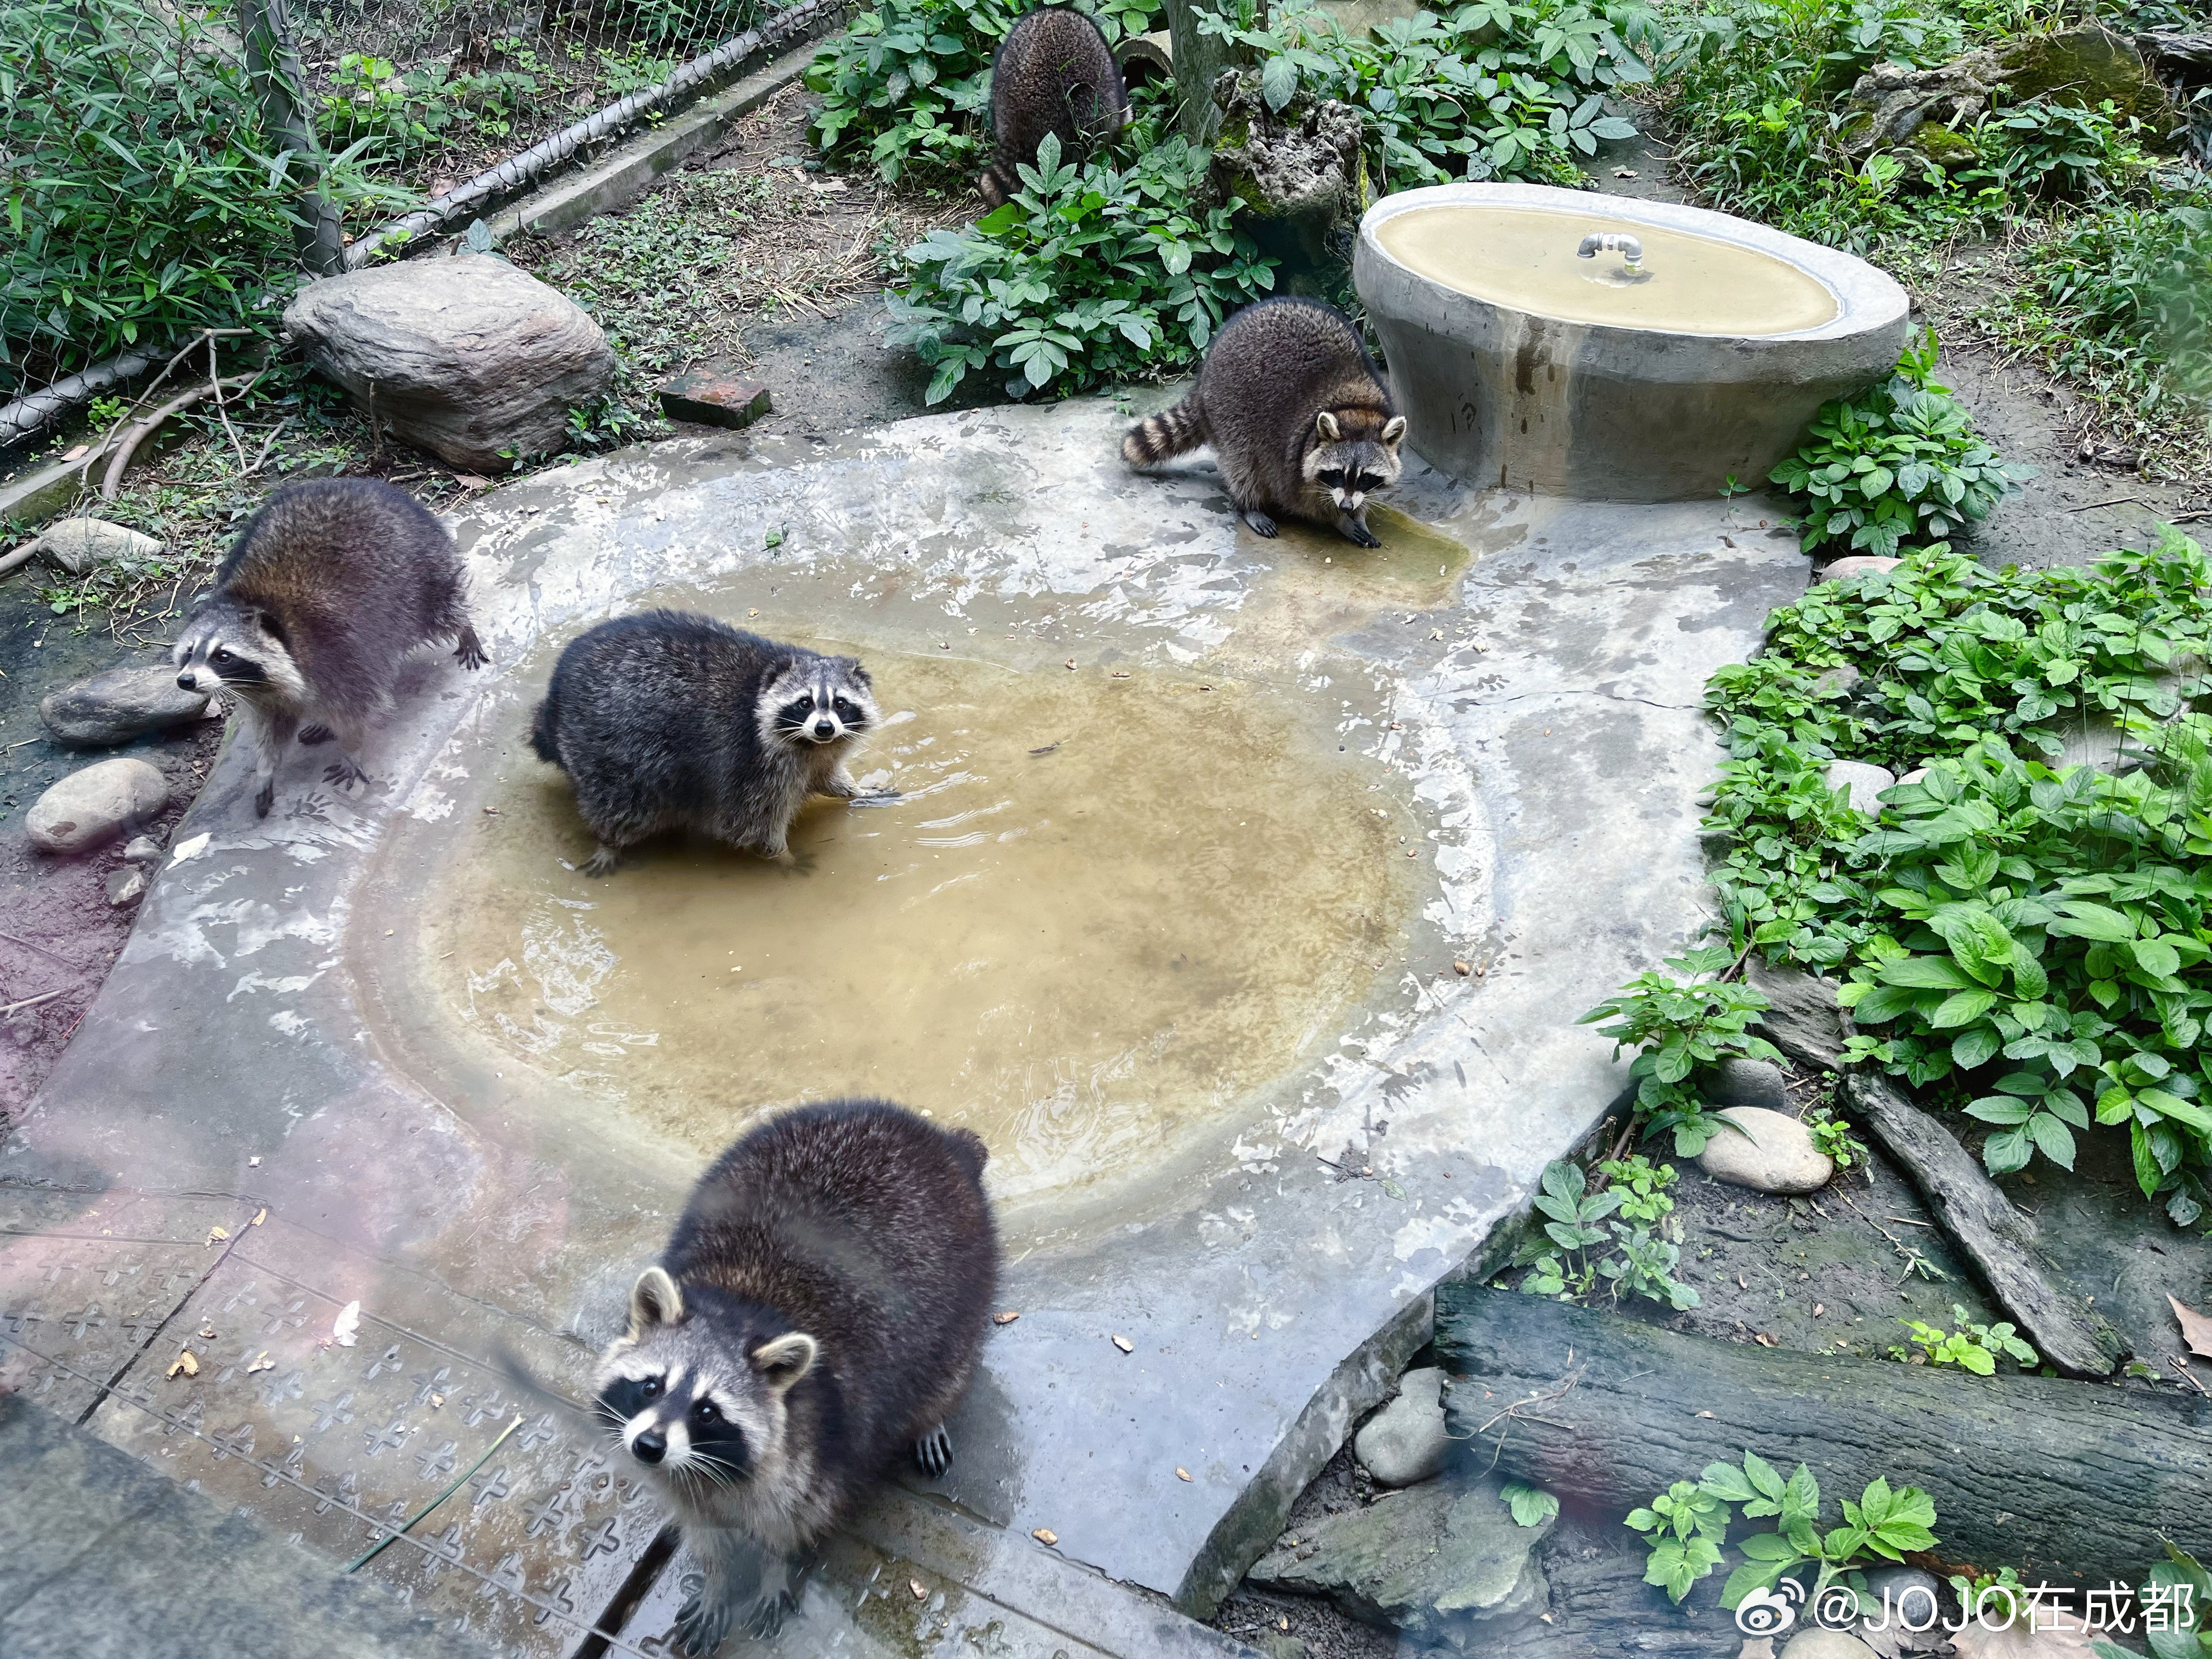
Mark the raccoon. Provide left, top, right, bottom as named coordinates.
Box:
left=595, top=1099, right=999, bottom=1652
left=172, top=477, right=486, bottom=818
left=978, top=6, right=1131, bottom=207
left=529, top=610, right=882, bottom=876
left=1121, top=296, right=1409, bottom=548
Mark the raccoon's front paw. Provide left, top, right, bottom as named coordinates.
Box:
left=913, top=1421, right=954, bottom=1477
left=297, top=724, right=335, bottom=747
left=454, top=626, right=489, bottom=672
left=673, top=1593, right=732, bottom=1657
left=741, top=1588, right=798, bottom=1641
left=582, top=845, right=621, bottom=878
left=850, top=787, right=902, bottom=808
left=1340, top=517, right=1383, bottom=550
left=323, top=757, right=373, bottom=791
left=253, top=779, right=275, bottom=819
left=1241, top=508, right=1279, bottom=538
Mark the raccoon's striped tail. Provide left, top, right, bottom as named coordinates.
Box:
left=528, top=697, right=560, bottom=766
left=1121, top=394, right=1206, bottom=468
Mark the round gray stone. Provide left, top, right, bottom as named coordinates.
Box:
left=1826, top=759, right=1896, bottom=815
left=1355, top=1366, right=1452, bottom=1486
left=1782, top=1632, right=1877, bottom=1659
left=41, top=664, right=209, bottom=747
left=1817, top=555, right=1901, bottom=583
left=14, top=517, right=165, bottom=577
left=1696, top=1106, right=1835, bottom=1194
left=1707, top=1057, right=1789, bottom=1113
left=27, top=758, right=168, bottom=854
left=1858, top=1566, right=1947, bottom=1633
left=122, top=836, right=166, bottom=864
left=107, top=866, right=149, bottom=908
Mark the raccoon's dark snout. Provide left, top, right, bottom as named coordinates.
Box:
left=633, top=1429, right=668, bottom=1465
left=177, top=672, right=195, bottom=691
left=811, top=717, right=837, bottom=741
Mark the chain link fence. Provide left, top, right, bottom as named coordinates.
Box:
left=2, top=0, right=810, bottom=443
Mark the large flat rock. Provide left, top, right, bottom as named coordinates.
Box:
left=0, top=397, right=1804, bottom=1648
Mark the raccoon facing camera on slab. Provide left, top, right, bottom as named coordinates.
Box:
left=977, top=5, right=1131, bottom=207
left=172, top=478, right=487, bottom=819
left=596, top=1099, right=999, bottom=1652
left=531, top=610, right=887, bottom=876
left=1122, top=296, right=1409, bottom=548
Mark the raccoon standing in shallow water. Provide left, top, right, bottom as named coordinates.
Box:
left=172, top=478, right=486, bottom=818
left=1121, top=296, right=1409, bottom=548
left=530, top=610, right=882, bottom=876
left=595, top=1100, right=998, bottom=1652
left=978, top=6, right=1130, bottom=207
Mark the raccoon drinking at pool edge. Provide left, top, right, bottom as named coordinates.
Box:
left=596, top=1099, right=1000, bottom=1652
left=172, top=477, right=487, bottom=818
left=1121, top=296, right=1409, bottom=548
left=977, top=5, right=1131, bottom=208
left=530, top=610, right=884, bottom=875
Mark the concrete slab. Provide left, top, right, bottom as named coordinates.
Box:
left=0, top=396, right=1806, bottom=1645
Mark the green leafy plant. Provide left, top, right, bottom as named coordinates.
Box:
left=1804, top=1104, right=1869, bottom=1170
left=1627, top=1479, right=1733, bottom=1602
left=1887, top=1303, right=2039, bottom=1373
left=1637, top=1452, right=1939, bottom=1610
left=319, top=53, right=543, bottom=163
left=1982, top=97, right=2153, bottom=202
left=1502, top=1480, right=1561, bottom=1527
left=2, top=0, right=396, bottom=390
left=1769, top=330, right=2027, bottom=560
left=1512, top=1157, right=1700, bottom=1310
left=1579, top=944, right=1783, bottom=1154
left=1701, top=534, right=2212, bottom=1222
left=883, top=133, right=1276, bottom=403
left=1949, top=1565, right=2029, bottom=1628
left=1198, top=0, right=1654, bottom=191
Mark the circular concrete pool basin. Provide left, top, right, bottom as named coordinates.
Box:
left=1353, top=183, right=1911, bottom=501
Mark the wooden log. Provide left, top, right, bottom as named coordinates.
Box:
left=1435, top=1282, right=2212, bottom=1587
left=2139, top=30, right=2212, bottom=75
left=1843, top=1072, right=2126, bottom=1379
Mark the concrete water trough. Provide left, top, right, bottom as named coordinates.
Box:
left=1355, top=182, right=1912, bottom=502
left=0, top=399, right=1805, bottom=1654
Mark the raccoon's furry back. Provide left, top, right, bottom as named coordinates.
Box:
left=667, top=1100, right=998, bottom=1494
left=212, top=478, right=475, bottom=714
left=530, top=609, right=780, bottom=779
left=981, top=7, right=1129, bottom=204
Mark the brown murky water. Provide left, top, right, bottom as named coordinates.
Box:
left=1374, top=204, right=1841, bottom=335
left=419, top=650, right=1419, bottom=1198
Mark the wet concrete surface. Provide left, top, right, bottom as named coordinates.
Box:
left=1, top=395, right=1807, bottom=1652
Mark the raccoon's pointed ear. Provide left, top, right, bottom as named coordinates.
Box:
left=627, top=1267, right=685, bottom=1337
left=839, top=657, right=871, bottom=687
left=1381, top=415, right=1408, bottom=445
left=749, top=1331, right=817, bottom=1392
left=1314, top=410, right=1342, bottom=442
left=246, top=606, right=289, bottom=646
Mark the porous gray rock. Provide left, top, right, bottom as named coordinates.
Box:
left=1747, top=957, right=1845, bottom=1071
left=284, top=254, right=616, bottom=471
left=1247, top=1477, right=1550, bottom=1650
left=1254, top=1636, right=1308, bottom=1659
left=2051, top=718, right=2149, bottom=775
left=40, top=664, right=209, bottom=747
left=1354, top=1366, right=1453, bottom=1487
left=14, top=518, right=166, bottom=577
left=27, top=758, right=168, bottom=854
left=1696, top=1105, right=1835, bottom=1194
left=1707, top=1057, right=1790, bottom=1113
left=1826, top=759, right=1897, bottom=815
left=1858, top=1565, right=1948, bottom=1635
left=107, top=866, right=149, bottom=907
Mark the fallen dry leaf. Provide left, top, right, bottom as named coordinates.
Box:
left=1065, top=659, right=1077, bottom=670
left=196, top=1323, right=215, bottom=1339
left=1176, top=1467, right=1192, bottom=1482
left=1754, top=1333, right=1779, bottom=1347
left=245, top=1352, right=274, bottom=1375
left=1694, top=1409, right=1716, bottom=1418
left=1111, top=1334, right=1134, bottom=1353
left=205, top=1226, right=228, bottom=1245
left=1453, top=960, right=1471, bottom=976
left=431, top=1392, right=444, bottom=1408
left=331, top=1300, right=362, bottom=1348
left=1032, top=1528, right=1058, bottom=1547
left=167, top=1350, right=199, bottom=1379
left=2170, top=1294, right=2212, bottom=1358
left=251, top=1208, right=266, bottom=1227
left=909, top=1578, right=927, bottom=1601
left=993, top=1310, right=1020, bottom=1325
left=1812, top=1303, right=1825, bottom=1317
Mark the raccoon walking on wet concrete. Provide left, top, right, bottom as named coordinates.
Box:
left=978, top=5, right=1131, bottom=207
left=172, top=477, right=486, bottom=818
left=595, top=1099, right=1000, bottom=1652
left=1121, top=296, right=1409, bottom=548
left=529, top=610, right=882, bottom=876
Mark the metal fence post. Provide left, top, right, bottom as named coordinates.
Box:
left=240, top=0, right=346, bottom=276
